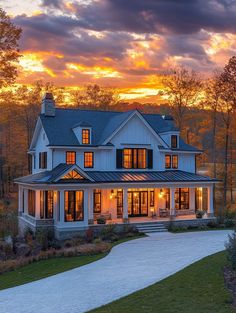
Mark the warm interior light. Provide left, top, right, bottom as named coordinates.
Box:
left=159, top=188, right=164, bottom=198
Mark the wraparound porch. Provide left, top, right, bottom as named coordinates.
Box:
left=18, top=183, right=214, bottom=237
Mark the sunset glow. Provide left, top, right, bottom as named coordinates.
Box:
left=1, top=0, right=236, bottom=101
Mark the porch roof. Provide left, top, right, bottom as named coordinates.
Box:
left=15, top=163, right=218, bottom=185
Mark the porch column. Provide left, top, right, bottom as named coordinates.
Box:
left=207, top=185, right=214, bottom=217
left=88, top=188, right=94, bottom=224
left=170, top=187, right=176, bottom=216
left=35, top=190, right=41, bottom=219
left=59, top=190, right=64, bottom=224
left=123, top=187, right=129, bottom=222
left=24, top=189, right=28, bottom=215
left=189, top=188, right=195, bottom=212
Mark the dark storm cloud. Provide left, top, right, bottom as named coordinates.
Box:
left=74, top=0, right=236, bottom=34
left=14, top=14, right=132, bottom=60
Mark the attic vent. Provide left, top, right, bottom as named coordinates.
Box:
left=41, top=93, right=55, bottom=117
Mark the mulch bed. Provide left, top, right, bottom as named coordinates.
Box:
left=224, top=266, right=236, bottom=307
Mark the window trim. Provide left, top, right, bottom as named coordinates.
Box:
left=165, top=155, right=171, bottom=169
left=82, top=129, right=90, bottom=145
left=64, top=190, right=84, bottom=222
left=123, top=148, right=147, bottom=169
left=40, top=190, right=54, bottom=219
left=171, top=135, right=178, bottom=149
left=66, top=151, right=76, bottom=165
left=39, top=152, right=47, bottom=169
left=172, top=155, right=178, bottom=169
left=150, top=190, right=155, bottom=207
left=84, top=151, right=94, bottom=168
left=93, top=189, right=101, bottom=213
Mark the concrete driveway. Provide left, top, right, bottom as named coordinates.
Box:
left=0, top=230, right=232, bottom=313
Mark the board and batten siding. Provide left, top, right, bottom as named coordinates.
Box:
left=32, top=114, right=196, bottom=173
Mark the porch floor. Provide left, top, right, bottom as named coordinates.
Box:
left=95, top=214, right=212, bottom=225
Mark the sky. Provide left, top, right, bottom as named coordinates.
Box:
left=1, top=0, right=236, bottom=101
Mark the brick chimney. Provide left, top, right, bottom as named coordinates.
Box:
left=41, top=93, right=55, bottom=117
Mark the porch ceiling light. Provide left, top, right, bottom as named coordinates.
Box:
left=159, top=188, right=164, bottom=198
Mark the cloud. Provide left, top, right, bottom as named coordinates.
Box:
left=72, top=0, right=236, bottom=35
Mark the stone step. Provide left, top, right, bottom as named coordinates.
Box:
left=136, top=223, right=167, bottom=233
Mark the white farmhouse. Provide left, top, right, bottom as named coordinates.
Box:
left=15, top=93, right=217, bottom=239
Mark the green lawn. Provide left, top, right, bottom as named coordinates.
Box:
left=0, top=235, right=144, bottom=291
left=0, top=253, right=106, bottom=291
left=90, top=251, right=235, bottom=313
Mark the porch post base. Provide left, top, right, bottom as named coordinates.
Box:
left=88, top=219, right=94, bottom=225
left=207, top=213, right=214, bottom=218
left=123, top=218, right=129, bottom=224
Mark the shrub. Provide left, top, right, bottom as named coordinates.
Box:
left=207, top=220, right=219, bottom=228
left=97, top=216, right=106, bottom=224
left=35, top=229, right=54, bottom=250
left=100, top=224, right=116, bottom=241
left=225, top=231, right=236, bottom=270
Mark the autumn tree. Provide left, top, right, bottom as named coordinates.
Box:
left=218, top=56, right=236, bottom=209
left=0, top=8, right=21, bottom=87
left=162, top=67, right=202, bottom=135
left=73, top=84, right=119, bottom=110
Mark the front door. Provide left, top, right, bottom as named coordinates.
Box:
left=128, top=191, right=148, bottom=217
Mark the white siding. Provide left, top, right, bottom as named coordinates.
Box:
left=32, top=113, right=196, bottom=173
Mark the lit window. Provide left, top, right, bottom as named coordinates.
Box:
left=165, top=155, right=171, bottom=169
left=171, top=135, right=178, bottom=148
left=172, top=155, right=178, bottom=169
left=28, top=190, right=35, bottom=217
left=123, top=149, right=132, bottom=168
left=39, top=152, right=47, bottom=169
left=82, top=129, right=90, bottom=144
left=40, top=191, right=53, bottom=219
left=94, top=189, right=101, bottom=213
left=123, top=149, right=146, bottom=169
left=175, top=188, right=189, bottom=210
left=64, top=190, right=84, bottom=221
left=62, top=170, right=84, bottom=180
left=138, top=149, right=146, bottom=169
left=150, top=190, right=154, bottom=207
left=84, top=152, right=94, bottom=168
left=66, top=151, right=76, bottom=164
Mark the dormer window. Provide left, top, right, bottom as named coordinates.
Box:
left=171, top=135, right=178, bottom=149
left=82, top=129, right=90, bottom=144
left=66, top=151, right=76, bottom=164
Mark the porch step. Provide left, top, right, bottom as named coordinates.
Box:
left=136, top=223, right=168, bottom=233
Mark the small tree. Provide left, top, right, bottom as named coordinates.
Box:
left=0, top=8, right=21, bottom=87
left=162, top=67, right=202, bottom=134
left=73, top=84, right=119, bottom=110
left=218, top=56, right=236, bottom=209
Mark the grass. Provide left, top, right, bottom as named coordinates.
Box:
left=90, top=251, right=236, bottom=313
left=0, top=235, right=143, bottom=291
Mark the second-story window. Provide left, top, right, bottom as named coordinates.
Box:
left=172, top=155, right=178, bottom=169
left=165, top=155, right=171, bottom=169
left=171, top=135, right=178, bottom=148
left=84, top=152, right=94, bottom=168
left=39, top=152, right=47, bottom=169
left=66, top=151, right=76, bottom=164
left=123, top=148, right=146, bottom=169
left=82, top=129, right=90, bottom=144
left=165, top=155, right=178, bottom=169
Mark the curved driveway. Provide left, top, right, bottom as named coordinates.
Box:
left=0, top=230, right=232, bottom=313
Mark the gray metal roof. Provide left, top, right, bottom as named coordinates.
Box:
left=39, top=108, right=197, bottom=148
left=15, top=164, right=217, bottom=185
